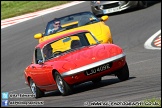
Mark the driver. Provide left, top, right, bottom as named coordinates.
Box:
left=43, top=44, right=53, bottom=60
left=48, top=18, right=62, bottom=35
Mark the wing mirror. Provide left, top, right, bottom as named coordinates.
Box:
left=100, top=15, right=109, bottom=21
left=34, top=33, right=43, bottom=39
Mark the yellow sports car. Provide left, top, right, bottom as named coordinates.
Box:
left=34, top=11, right=113, bottom=44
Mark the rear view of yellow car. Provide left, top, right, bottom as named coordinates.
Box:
left=34, top=11, right=113, bottom=44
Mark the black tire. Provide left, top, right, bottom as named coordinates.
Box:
left=116, top=62, right=129, bottom=81
left=138, top=1, right=148, bottom=8
left=29, top=78, right=44, bottom=98
left=55, top=72, right=72, bottom=96
left=92, top=77, right=102, bottom=83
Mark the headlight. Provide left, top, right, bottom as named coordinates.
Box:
left=91, top=1, right=97, bottom=4
left=99, top=5, right=103, bottom=9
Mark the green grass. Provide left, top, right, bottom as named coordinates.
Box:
left=1, top=1, right=71, bottom=20
left=135, top=98, right=161, bottom=107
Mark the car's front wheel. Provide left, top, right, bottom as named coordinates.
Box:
left=29, top=78, right=44, bottom=98
left=55, top=72, right=72, bottom=96
left=116, top=62, right=129, bottom=81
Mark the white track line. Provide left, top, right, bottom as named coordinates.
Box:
left=144, top=29, right=161, bottom=50
left=1, top=1, right=86, bottom=29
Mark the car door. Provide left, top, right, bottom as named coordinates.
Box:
left=30, top=48, right=51, bottom=86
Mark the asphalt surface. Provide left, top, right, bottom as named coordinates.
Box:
left=1, top=1, right=161, bottom=107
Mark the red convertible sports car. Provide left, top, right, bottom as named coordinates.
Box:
left=24, top=30, right=129, bottom=98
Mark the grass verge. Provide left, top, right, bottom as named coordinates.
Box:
left=135, top=98, right=161, bottom=107
left=1, top=1, right=71, bottom=20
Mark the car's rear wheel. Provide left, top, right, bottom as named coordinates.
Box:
left=29, top=78, right=44, bottom=98
left=92, top=77, right=102, bottom=83
left=116, top=62, right=129, bottom=81
left=55, top=72, right=72, bottom=96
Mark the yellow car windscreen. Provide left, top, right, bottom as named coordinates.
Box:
left=51, top=36, right=80, bottom=52
left=43, top=32, right=99, bottom=60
